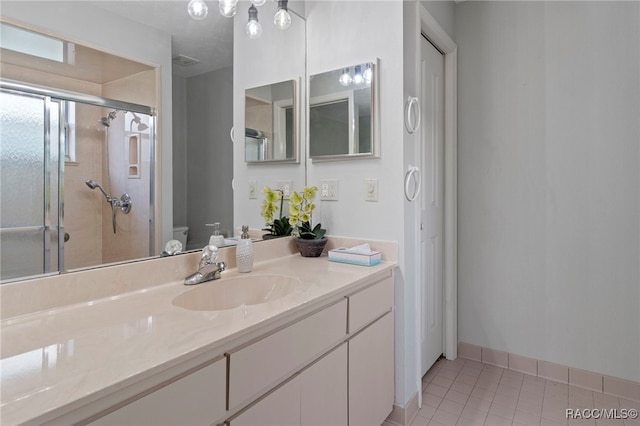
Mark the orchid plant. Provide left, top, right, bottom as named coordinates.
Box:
left=260, top=187, right=292, bottom=237
left=288, top=186, right=326, bottom=240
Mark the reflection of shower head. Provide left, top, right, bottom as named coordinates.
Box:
left=130, top=112, right=149, bottom=132
left=98, top=110, right=118, bottom=127
left=85, top=179, right=110, bottom=200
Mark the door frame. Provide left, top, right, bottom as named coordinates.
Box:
left=417, top=5, right=458, bottom=362
left=417, top=3, right=458, bottom=359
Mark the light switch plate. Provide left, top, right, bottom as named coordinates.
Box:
left=320, top=179, right=339, bottom=201
left=248, top=180, right=257, bottom=199
left=365, top=178, right=378, bottom=201
left=277, top=180, right=293, bottom=198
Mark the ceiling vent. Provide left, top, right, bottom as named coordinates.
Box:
left=172, top=54, right=200, bottom=66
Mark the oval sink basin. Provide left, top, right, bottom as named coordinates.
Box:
left=173, top=274, right=301, bottom=311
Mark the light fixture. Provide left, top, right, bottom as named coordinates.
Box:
left=338, top=68, right=352, bottom=87
left=219, top=0, right=238, bottom=18
left=250, top=0, right=267, bottom=6
left=187, top=0, right=208, bottom=20
left=274, top=0, right=291, bottom=30
left=246, top=5, right=262, bottom=39
left=363, top=63, right=373, bottom=85
left=353, top=65, right=364, bottom=85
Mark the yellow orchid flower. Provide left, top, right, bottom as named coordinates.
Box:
left=302, top=186, right=318, bottom=200
left=290, top=191, right=303, bottom=205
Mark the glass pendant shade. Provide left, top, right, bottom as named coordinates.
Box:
left=187, top=0, right=208, bottom=20
left=274, top=0, right=291, bottom=30
left=246, top=5, right=262, bottom=39
left=353, top=65, right=364, bottom=85
left=339, top=68, right=352, bottom=86
left=363, top=64, right=373, bottom=84
left=219, top=0, right=238, bottom=17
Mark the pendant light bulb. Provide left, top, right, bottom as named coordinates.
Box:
left=246, top=5, right=262, bottom=39
left=353, top=65, right=364, bottom=85
left=187, top=0, right=208, bottom=20
left=274, top=0, right=291, bottom=30
left=363, top=64, right=373, bottom=84
left=219, top=0, right=238, bottom=18
left=250, top=0, right=267, bottom=6
left=339, top=68, right=352, bottom=87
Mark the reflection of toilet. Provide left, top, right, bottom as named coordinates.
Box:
left=172, top=226, right=189, bottom=249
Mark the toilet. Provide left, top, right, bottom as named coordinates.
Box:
left=172, top=226, right=189, bottom=249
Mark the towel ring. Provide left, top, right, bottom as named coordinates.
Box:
left=405, top=96, right=421, bottom=134
left=404, top=166, right=421, bottom=202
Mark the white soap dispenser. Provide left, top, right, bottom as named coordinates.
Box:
left=206, top=222, right=225, bottom=248
left=236, top=225, right=254, bottom=273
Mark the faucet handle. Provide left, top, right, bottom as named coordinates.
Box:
left=199, top=244, right=219, bottom=268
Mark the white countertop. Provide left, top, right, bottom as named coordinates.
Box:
left=0, top=253, right=395, bottom=425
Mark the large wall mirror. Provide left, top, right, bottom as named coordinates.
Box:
left=244, top=79, right=298, bottom=163
left=309, top=60, right=379, bottom=161
left=0, top=1, right=306, bottom=283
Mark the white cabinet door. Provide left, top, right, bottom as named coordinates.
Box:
left=90, top=358, right=226, bottom=426
left=301, top=343, right=348, bottom=426
left=348, top=312, right=394, bottom=426
left=230, top=376, right=301, bottom=426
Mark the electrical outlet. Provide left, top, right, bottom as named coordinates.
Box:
left=277, top=180, right=293, bottom=198
left=320, top=179, right=339, bottom=201
left=365, top=178, right=378, bottom=201
left=248, top=180, right=257, bottom=199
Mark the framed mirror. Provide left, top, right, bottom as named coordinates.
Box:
left=309, top=60, right=379, bottom=161
left=244, top=79, right=297, bottom=163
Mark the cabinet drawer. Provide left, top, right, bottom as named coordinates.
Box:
left=229, top=376, right=301, bottom=426
left=228, top=299, right=347, bottom=411
left=90, top=357, right=226, bottom=426
left=348, top=276, right=393, bottom=333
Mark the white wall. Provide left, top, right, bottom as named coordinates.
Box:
left=187, top=67, right=234, bottom=247
left=456, top=1, right=640, bottom=381
left=306, top=0, right=416, bottom=406
left=173, top=75, right=188, bottom=228
left=0, top=1, right=174, bottom=250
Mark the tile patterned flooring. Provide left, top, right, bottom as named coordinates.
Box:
left=412, top=358, right=640, bottom=426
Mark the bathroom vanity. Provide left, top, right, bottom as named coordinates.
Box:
left=0, top=237, right=396, bottom=426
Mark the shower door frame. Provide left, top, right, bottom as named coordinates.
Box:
left=0, top=79, right=156, bottom=278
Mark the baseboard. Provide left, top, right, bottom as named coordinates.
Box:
left=385, top=390, right=420, bottom=426
left=458, top=341, right=640, bottom=402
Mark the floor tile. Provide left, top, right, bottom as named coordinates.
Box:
left=419, top=358, right=639, bottom=426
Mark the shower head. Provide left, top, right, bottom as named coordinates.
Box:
left=130, top=112, right=149, bottom=132
left=85, top=179, right=110, bottom=200
left=98, top=110, right=118, bottom=127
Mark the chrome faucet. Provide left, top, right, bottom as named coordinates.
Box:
left=184, top=245, right=226, bottom=285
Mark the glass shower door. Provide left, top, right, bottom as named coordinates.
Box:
left=0, top=89, right=63, bottom=281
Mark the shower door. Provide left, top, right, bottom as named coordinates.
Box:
left=0, top=89, right=64, bottom=281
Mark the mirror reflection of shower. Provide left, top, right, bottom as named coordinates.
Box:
left=87, top=109, right=133, bottom=234
left=0, top=79, right=155, bottom=280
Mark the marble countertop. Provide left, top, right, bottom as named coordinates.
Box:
left=0, top=253, right=395, bottom=425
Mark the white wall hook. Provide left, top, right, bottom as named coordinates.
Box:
left=405, top=96, right=421, bottom=134
left=404, top=165, right=421, bottom=202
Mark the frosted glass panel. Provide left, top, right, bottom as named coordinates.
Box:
left=0, top=229, right=45, bottom=281
left=0, top=91, right=45, bottom=227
